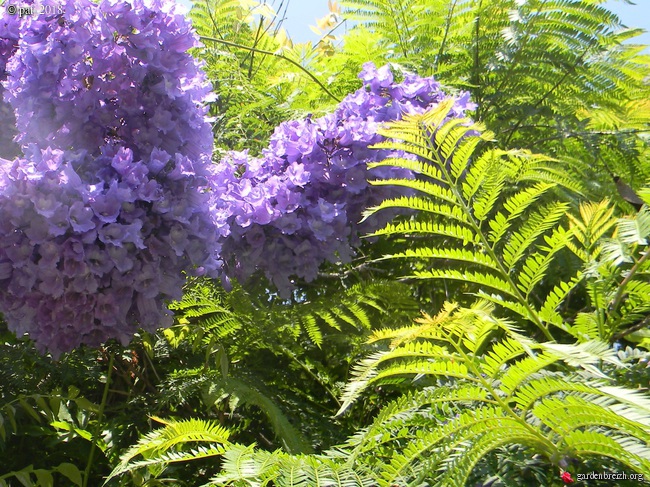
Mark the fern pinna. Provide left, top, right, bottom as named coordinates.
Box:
left=564, top=198, right=650, bottom=347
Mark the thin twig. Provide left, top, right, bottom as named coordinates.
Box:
left=609, top=247, right=650, bottom=318
left=199, top=35, right=341, bottom=103
left=611, top=313, right=650, bottom=343
left=83, top=351, right=114, bottom=487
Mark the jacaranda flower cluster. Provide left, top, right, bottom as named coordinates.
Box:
left=214, top=62, right=476, bottom=295
left=0, top=0, right=223, bottom=356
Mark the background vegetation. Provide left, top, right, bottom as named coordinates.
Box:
left=1, top=0, right=649, bottom=485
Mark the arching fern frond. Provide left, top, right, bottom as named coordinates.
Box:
left=168, top=279, right=415, bottom=351
left=108, top=419, right=375, bottom=486
left=365, top=102, right=579, bottom=340
left=200, top=374, right=314, bottom=454
left=212, top=444, right=376, bottom=487
left=107, top=417, right=230, bottom=482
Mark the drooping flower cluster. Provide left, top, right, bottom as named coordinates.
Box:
left=215, top=63, right=476, bottom=294
left=0, top=0, right=224, bottom=356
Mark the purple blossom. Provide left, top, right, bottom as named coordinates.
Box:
left=0, top=0, right=225, bottom=357
left=216, top=62, right=475, bottom=296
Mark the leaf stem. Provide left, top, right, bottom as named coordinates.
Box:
left=83, top=351, right=114, bottom=487
left=609, top=245, right=650, bottom=319
left=453, top=340, right=556, bottom=454
left=423, top=118, right=555, bottom=341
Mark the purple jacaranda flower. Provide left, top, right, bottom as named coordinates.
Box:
left=272, top=212, right=303, bottom=235
left=106, top=244, right=135, bottom=273
left=0, top=260, right=12, bottom=279
left=245, top=225, right=266, bottom=248
left=287, top=162, right=311, bottom=187
left=0, top=0, right=226, bottom=357
left=165, top=223, right=189, bottom=256
left=134, top=264, right=161, bottom=299
left=69, top=201, right=96, bottom=233
left=32, top=240, right=61, bottom=269
left=91, top=183, right=127, bottom=223
left=307, top=219, right=335, bottom=242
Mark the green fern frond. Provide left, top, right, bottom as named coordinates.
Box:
left=168, top=279, right=410, bottom=355
left=365, top=103, right=582, bottom=339
left=107, top=417, right=230, bottom=482
left=209, top=444, right=275, bottom=485
left=533, top=396, right=650, bottom=442
left=542, top=339, right=624, bottom=368
left=497, top=351, right=563, bottom=397
left=370, top=156, right=445, bottom=182
left=488, top=182, right=556, bottom=244
left=434, top=424, right=549, bottom=487
left=204, top=376, right=314, bottom=454
left=480, top=337, right=528, bottom=378
left=370, top=176, right=461, bottom=206
left=383, top=246, right=500, bottom=271
left=114, top=300, right=650, bottom=485
left=617, top=206, right=650, bottom=246
left=378, top=407, right=550, bottom=487
left=413, top=269, right=517, bottom=297
left=537, top=274, right=582, bottom=329
left=567, top=199, right=618, bottom=261
left=210, top=443, right=376, bottom=487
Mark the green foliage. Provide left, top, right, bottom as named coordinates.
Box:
left=365, top=101, right=650, bottom=350
left=0, top=328, right=111, bottom=486
left=337, top=301, right=650, bottom=486
left=108, top=416, right=230, bottom=482
left=0, top=463, right=83, bottom=487
left=109, top=420, right=376, bottom=487
left=566, top=200, right=650, bottom=345
left=3, top=2, right=650, bottom=486
left=167, top=279, right=414, bottom=349
left=0, top=388, right=99, bottom=450
left=363, top=101, right=576, bottom=341
left=160, top=279, right=418, bottom=450
left=188, top=0, right=362, bottom=152
left=188, top=0, right=295, bottom=152
left=108, top=302, right=650, bottom=486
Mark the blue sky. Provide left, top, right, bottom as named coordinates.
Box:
left=178, top=1, right=649, bottom=49
left=278, top=0, right=650, bottom=47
